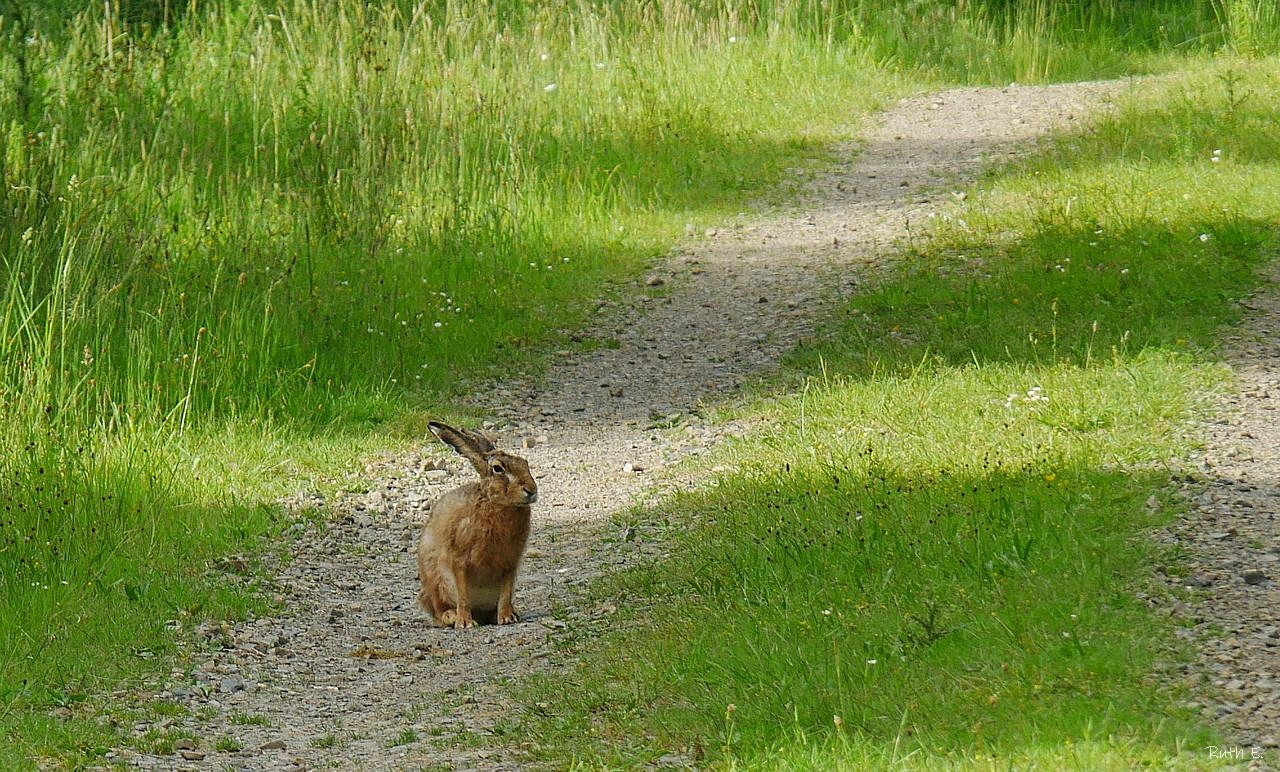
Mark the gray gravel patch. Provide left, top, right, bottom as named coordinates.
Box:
left=1159, top=258, right=1280, bottom=770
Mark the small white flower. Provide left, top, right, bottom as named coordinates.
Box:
left=728, top=35, right=738, bottom=43
left=1199, top=233, right=1211, bottom=243
left=866, top=659, right=877, bottom=665
left=540, top=53, right=550, bottom=61
left=544, top=83, right=557, bottom=92
left=821, top=608, right=832, bottom=616
left=1120, top=268, right=1130, bottom=275
left=433, top=321, right=443, bottom=328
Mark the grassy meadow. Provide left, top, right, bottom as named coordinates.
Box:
left=521, top=59, right=1280, bottom=767
left=1, top=0, right=1279, bottom=766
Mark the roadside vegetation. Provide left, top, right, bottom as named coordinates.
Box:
left=1, top=0, right=1279, bottom=765
left=523, top=59, right=1280, bottom=767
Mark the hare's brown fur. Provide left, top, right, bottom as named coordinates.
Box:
left=416, top=422, right=537, bottom=628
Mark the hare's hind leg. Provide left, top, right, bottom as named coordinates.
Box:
left=426, top=582, right=457, bottom=626
left=424, top=579, right=457, bottom=627
left=418, top=553, right=458, bottom=626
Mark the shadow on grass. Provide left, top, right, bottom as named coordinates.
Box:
left=789, top=213, right=1274, bottom=380
left=554, top=459, right=1219, bottom=764
left=0, top=442, right=285, bottom=763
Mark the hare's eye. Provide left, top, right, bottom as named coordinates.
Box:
left=491, top=463, right=505, bottom=475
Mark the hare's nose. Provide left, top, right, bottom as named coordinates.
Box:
left=525, top=489, right=538, bottom=504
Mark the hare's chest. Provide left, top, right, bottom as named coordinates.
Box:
left=454, top=511, right=529, bottom=570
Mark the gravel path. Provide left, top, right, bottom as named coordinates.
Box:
left=1161, top=259, right=1280, bottom=765
left=116, top=81, right=1138, bottom=770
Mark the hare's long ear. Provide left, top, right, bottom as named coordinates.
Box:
left=428, top=421, right=494, bottom=475
left=458, top=427, right=496, bottom=455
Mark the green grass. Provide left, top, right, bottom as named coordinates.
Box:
left=2, top=0, right=1280, bottom=766
left=230, top=712, right=270, bottom=726
left=519, top=58, right=1280, bottom=768
left=311, top=733, right=340, bottom=749
left=214, top=735, right=243, bottom=753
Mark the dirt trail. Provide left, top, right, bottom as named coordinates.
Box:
left=118, top=82, right=1136, bottom=770
left=1161, top=259, right=1280, bottom=761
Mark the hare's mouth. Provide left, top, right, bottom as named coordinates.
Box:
left=524, top=492, right=539, bottom=505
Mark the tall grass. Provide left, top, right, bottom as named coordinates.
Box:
left=4, top=1, right=884, bottom=431
left=521, top=58, right=1280, bottom=767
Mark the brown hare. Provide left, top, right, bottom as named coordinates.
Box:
left=417, top=421, right=538, bottom=628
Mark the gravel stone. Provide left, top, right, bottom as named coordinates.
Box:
left=1243, top=570, right=1269, bottom=586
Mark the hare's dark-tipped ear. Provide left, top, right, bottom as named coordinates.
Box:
left=458, top=427, right=496, bottom=455
left=428, top=421, right=491, bottom=474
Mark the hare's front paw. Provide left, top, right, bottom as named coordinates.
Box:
left=454, top=610, right=477, bottom=629
left=437, top=609, right=457, bottom=627
left=497, top=608, right=519, bottom=625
